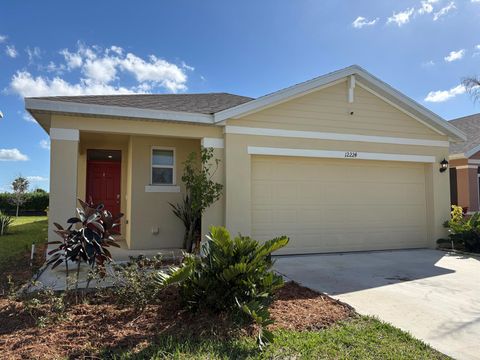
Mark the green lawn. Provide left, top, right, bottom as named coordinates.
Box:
left=110, top=317, right=449, bottom=360
left=0, top=216, right=48, bottom=282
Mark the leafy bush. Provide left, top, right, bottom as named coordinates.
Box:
left=47, top=198, right=124, bottom=291
left=170, top=147, right=223, bottom=253
left=108, top=255, right=169, bottom=311
left=0, top=210, right=14, bottom=236
left=22, top=286, right=67, bottom=327
left=155, top=226, right=289, bottom=346
left=0, top=191, right=49, bottom=214
left=440, top=205, right=480, bottom=253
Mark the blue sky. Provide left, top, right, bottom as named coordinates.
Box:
left=0, top=0, right=479, bottom=191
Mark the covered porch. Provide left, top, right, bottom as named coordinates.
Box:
left=48, top=120, right=225, bottom=255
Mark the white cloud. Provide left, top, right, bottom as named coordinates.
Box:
left=422, top=60, right=435, bottom=67
left=26, top=175, right=48, bottom=182
left=472, top=0, right=480, bottom=3
left=10, top=71, right=135, bottom=97
left=19, top=111, right=37, bottom=123
left=10, top=43, right=191, bottom=97
left=424, top=84, right=466, bottom=102
left=60, top=48, right=83, bottom=69
left=0, top=34, right=7, bottom=43
left=444, top=49, right=465, bottom=62
left=433, top=1, right=456, bottom=20
left=352, top=16, right=379, bottom=28
left=0, top=148, right=29, bottom=161
left=39, top=139, right=50, bottom=150
left=5, top=45, right=18, bottom=58
left=26, top=46, right=41, bottom=63
left=387, top=8, right=415, bottom=26
left=418, top=0, right=439, bottom=14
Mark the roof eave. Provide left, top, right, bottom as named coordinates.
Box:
left=214, top=65, right=467, bottom=142
left=25, top=98, right=215, bottom=125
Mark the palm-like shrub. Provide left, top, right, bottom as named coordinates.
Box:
left=0, top=210, right=13, bottom=236
left=155, top=226, right=289, bottom=346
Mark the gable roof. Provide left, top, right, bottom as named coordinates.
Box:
left=449, top=113, right=480, bottom=157
left=25, top=65, right=466, bottom=142
left=214, top=65, right=466, bottom=142
left=27, top=93, right=253, bottom=115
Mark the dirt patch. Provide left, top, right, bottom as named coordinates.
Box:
left=0, top=282, right=354, bottom=359
left=0, top=242, right=47, bottom=297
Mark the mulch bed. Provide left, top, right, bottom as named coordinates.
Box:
left=0, top=242, right=47, bottom=296
left=0, top=282, right=354, bottom=360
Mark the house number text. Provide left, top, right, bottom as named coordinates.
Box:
left=344, top=151, right=358, bottom=158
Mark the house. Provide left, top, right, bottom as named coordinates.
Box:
left=448, top=113, right=480, bottom=212
left=25, top=65, right=466, bottom=255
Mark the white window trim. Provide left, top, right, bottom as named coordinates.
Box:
left=150, top=146, right=176, bottom=186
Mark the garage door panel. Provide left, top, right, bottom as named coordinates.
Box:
left=251, top=156, right=428, bottom=254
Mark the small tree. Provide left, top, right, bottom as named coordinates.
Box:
left=170, top=147, right=223, bottom=253
left=10, top=176, right=29, bottom=217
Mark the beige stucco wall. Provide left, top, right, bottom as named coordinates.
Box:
left=224, top=81, right=451, bottom=248
left=128, top=135, right=200, bottom=249
left=48, top=138, right=78, bottom=243
left=48, top=114, right=226, bottom=249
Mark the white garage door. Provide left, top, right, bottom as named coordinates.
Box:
left=251, top=156, right=428, bottom=254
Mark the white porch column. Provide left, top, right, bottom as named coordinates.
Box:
left=201, top=137, right=225, bottom=239
left=48, top=128, right=79, bottom=244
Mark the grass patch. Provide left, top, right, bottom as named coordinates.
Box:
left=110, top=316, right=449, bottom=360
left=0, top=216, right=48, bottom=291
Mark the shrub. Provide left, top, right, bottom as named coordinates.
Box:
left=170, top=147, right=223, bottom=253
left=155, top=226, right=289, bottom=346
left=108, top=255, right=168, bottom=311
left=46, top=198, right=124, bottom=292
left=440, top=205, right=480, bottom=253
left=0, top=191, right=49, bottom=215
left=22, top=286, right=67, bottom=327
left=0, top=210, right=13, bottom=236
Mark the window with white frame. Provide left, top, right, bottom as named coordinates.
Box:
left=151, top=148, right=175, bottom=185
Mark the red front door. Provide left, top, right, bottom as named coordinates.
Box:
left=86, top=161, right=121, bottom=217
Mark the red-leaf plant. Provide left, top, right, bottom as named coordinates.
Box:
left=46, top=198, right=124, bottom=292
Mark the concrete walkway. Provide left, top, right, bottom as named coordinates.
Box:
left=274, top=249, right=480, bottom=360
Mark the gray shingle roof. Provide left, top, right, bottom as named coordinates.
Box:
left=27, top=93, right=253, bottom=115
left=449, top=113, right=480, bottom=155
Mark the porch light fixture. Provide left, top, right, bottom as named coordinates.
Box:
left=440, top=158, right=449, bottom=173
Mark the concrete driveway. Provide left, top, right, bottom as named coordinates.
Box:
left=274, top=249, right=480, bottom=360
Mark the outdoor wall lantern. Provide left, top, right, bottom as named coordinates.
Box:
left=440, top=158, right=449, bottom=173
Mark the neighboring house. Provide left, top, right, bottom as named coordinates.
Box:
left=25, top=65, right=465, bottom=255
left=449, top=113, right=480, bottom=212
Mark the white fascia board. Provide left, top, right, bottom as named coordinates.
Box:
left=449, top=153, right=466, bottom=160
left=354, top=69, right=466, bottom=142
left=225, top=126, right=449, bottom=147
left=25, top=98, right=214, bottom=124
left=247, top=146, right=436, bottom=163
left=465, top=144, right=480, bottom=158
left=214, top=65, right=466, bottom=142
left=213, top=67, right=354, bottom=122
